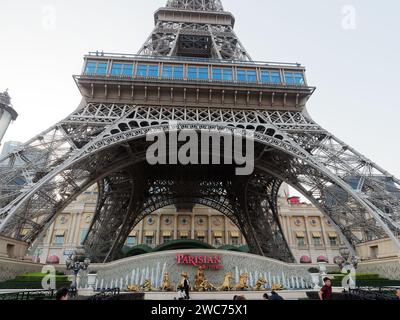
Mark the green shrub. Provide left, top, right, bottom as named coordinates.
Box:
left=332, top=278, right=400, bottom=287
left=0, top=272, right=70, bottom=290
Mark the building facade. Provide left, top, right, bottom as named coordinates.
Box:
left=34, top=185, right=360, bottom=265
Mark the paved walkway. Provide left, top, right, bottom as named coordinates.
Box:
left=144, top=290, right=308, bottom=300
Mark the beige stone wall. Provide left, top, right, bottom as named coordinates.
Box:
left=277, top=197, right=342, bottom=263
left=0, top=235, right=29, bottom=259
left=356, top=238, right=400, bottom=260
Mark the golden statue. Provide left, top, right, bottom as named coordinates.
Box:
left=142, top=279, right=156, bottom=292
left=271, top=283, right=283, bottom=291
left=198, top=279, right=217, bottom=292
left=127, top=284, right=140, bottom=292
left=235, top=273, right=249, bottom=291
left=194, top=267, right=206, bottom=291
left=218, top=272, right=233, bottom=291
left=160, top=272, right=172, bottom=291
left=253, top=278, right=267, bottom=291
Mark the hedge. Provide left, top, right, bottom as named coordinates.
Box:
left=0, top=272, right=71, bottom=290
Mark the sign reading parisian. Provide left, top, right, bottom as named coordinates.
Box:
left=176, top=254, right=224, bottom=270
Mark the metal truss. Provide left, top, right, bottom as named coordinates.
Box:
left=84, top=163, right=294, bottom=262
left=138, top=10, right=252, bottom=60
left=0, top=0, right=399, bottom=262
left=0, top=102, right=399, bottom=262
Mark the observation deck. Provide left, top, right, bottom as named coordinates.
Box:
left=74, top=52, right=315, bottom=111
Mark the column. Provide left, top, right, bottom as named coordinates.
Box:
left=208, top=215, right=212, bottom=245
left=67, top=212, right=78, bottom=245
left=287, top=216, right=295, bottom=247
left=304, top=216, right=312, bottom=257
left=43, top=221, right=57, bottom=262
left=156, top=214, right=161, bottom=246
left=224, top=216, right=229, bottom=245
left=320, top=217, right=330, bottom=257
left=191, top=215, right=195, bottom=239
left=138, top=220, right=143, bottom=244
left=73, top=212, right=83, bottom=245
left=173, top=215, right=178, bottom=240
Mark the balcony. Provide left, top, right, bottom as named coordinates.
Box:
left=74, top=52, right=315, bottom=111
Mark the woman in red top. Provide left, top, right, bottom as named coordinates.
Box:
left=319, top=278, right=333, bottom=300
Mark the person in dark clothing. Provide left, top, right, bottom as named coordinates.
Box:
left=56, top=288, right=69, bottom=301
left=319, top=277, right=333, bottom=301
left=183, top=274, right=190, bottom=300
left=395, top=288, right=400, bottom=300
left=263, top=293, right=269, bottom=300
left=269, top=291, right=284, bottom=300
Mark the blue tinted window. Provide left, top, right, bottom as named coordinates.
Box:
left=213, top=68, right=222, bottom=80
left=174, top=66, right=184, bottom=79
left=162, top=65, right=183, bottom=79
left=294, top=73, right=305, bottom=85
left=213, top=68, right=232, bottom=81
left=96, top=63, right=108, bottom=75
left=198, top=67, right=208, bottom=80
left=237, top=69, right=256, bottom=82
left=271, top=71, right=281, bottom=84
left=187, top=66, right=208, bottom=80
left=260, top=71, right=270, bottom=83
left=285, top=71, right=305, bottom=85
left=111, top=63, right=133, bottom=76
left=85, top=62, right=97, bottom=74
left=188, top=66, right=197, bottom=79
left=162, top=66, right=173, bottom=78
left=137, top=64, right=147, bottom=77
left=148, top=65, right=159, bottom=77
left=223, top=69, right=233, bottom=81
left=261, top=70, right=281, bottom=84
left=85, top=61, right=108, bottom=75
left=237, top=69, right=247, bottom=81
left=285, top=73, right=295, bottom=85
left=247, top=70, right=257, bottom=82
left=122, top=64, right=133, bottom=76
left=136, top=64, right=159, bottom=77
left=111, top=63, right=123, bottom=75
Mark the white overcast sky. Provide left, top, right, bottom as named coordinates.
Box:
left=0, top=0, right=399, bottom=179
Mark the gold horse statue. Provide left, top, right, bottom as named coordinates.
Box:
left=127, top=284, right=140, bottom=292
left=253, top=278, right=267, bottom=291
left=235, top=273, right=249, bottom=291
left=271, top=283, right=284, bottom=291
left=218, top=272, right=234, bottom=291
left=127, top=279, right=155, bottom=292
left=199, top=279, right=217, bottom=292
left=160, top=272, right=172, bottom=291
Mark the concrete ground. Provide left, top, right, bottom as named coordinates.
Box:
left=143, top=290, right=307, bottom=300
left=144, top=287, right=344, bottom=300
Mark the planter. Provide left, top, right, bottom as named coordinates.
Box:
left=87, top=273, right=97, bottom=290
left=310, top=273, right=321, bottom=290
left=318, top=262, right=327, bottom=276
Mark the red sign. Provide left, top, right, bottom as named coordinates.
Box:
left=176, top=254, right=224, bottom=270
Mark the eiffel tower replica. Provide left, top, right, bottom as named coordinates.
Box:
left=0, top=0, right=399, bottom=263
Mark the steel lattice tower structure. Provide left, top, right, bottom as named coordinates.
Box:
left=0, top=0, right=399, bottom=263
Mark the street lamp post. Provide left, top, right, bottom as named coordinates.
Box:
left=65, top=249, right=90, bottom=296
left=336, top=247, right=360, bottom=291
